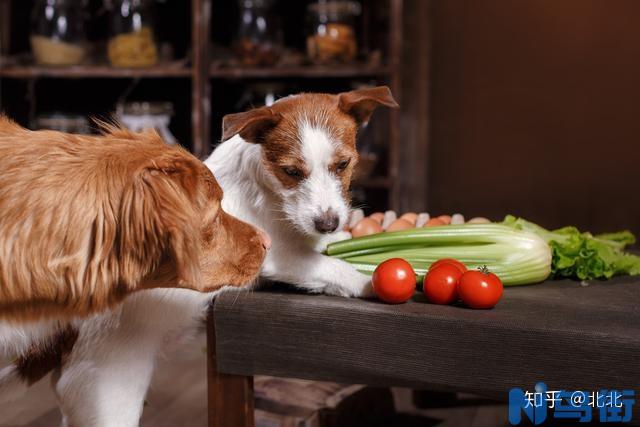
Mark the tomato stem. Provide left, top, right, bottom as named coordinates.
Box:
left=478, top=265, right=490, bottom=275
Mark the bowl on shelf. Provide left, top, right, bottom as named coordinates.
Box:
left=116, top=101, right=177, bottom=145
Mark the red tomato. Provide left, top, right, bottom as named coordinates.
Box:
left=429, top=258, right=468, bottom=274
left=458, top=268, right=504, bottom=309
left=423, top=264, right=464, bottom=305
left=372, top=258, right=416, bottom=304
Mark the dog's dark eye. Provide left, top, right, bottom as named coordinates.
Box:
left=283, top=167, right=302, bottom=178
left=336, top=159, right=351, bottom=172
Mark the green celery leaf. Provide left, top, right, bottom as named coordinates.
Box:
left=594, top=231, right=636, bottom=251
left=502, top=216, right=640, bottom=281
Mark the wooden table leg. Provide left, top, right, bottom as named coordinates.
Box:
left=207, top=304, right=255, bottom=427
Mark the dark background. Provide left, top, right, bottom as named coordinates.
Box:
left=418, top=0, right=640, bottom=236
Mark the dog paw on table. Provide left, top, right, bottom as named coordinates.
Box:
left=322, top=261, right=375, bottom=299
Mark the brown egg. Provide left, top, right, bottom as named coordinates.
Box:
left=424, top=217, right=446, bottom=227
left=386, top=218, right=414, bottom=232
left=351, top=217, right=384, bottom=238
left=369, top=212, right=384, bottom=224
left=437, top=215, right=452, bottom=224
left=399, top=212, right=418, bottom=225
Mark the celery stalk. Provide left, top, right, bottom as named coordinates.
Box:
left=327, top=224, right=552, bottom=286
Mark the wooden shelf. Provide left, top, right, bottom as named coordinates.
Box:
left=210, top=64, right=389, bottom=79
left=0, top=63, right=192, bottom=79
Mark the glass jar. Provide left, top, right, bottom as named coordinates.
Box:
left=234, top=0, right=282, bottom=67
left=33, top=113, right=91, bottom=134
left=306, top=1, right=360, bottom=64
left=107, top=0, right=158, bottom=68
left=30, top=0, right=88, bottom=66
left=116, top=102, right=177, bottom=145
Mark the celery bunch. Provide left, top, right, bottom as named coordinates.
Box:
left=326, top=216, right=640, bottom=286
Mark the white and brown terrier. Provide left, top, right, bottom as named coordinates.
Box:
left=211, top=85, right=398, bottom=296
left=0, top=86, right=397, bottom=426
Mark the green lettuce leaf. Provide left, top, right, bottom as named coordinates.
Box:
left=502, top=215, right=640, bottom=280
left=594, top=231, right=636, bottom=251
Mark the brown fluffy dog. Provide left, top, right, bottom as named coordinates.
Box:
left=0, top=117, right=268, bottom=324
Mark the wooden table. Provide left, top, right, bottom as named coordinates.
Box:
left=207, top=277, right=640, bottom=426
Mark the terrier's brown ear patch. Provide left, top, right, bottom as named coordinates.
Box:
left=221, top=107, right=282, bottom=143
left=337, top=86, right=399, bottom=126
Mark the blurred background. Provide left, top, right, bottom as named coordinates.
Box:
left=1, top=0, right=639, bottom=234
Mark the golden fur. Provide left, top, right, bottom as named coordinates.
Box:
left=0, top=117, right=267, bottom=322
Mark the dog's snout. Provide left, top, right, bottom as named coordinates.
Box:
left=257, top=229, right=271, bottom=250
left=313, top=210, right=340, bottom=234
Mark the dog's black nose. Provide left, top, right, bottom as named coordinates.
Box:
left=313, top=210, right=340, bottom=234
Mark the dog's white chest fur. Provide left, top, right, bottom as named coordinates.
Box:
left=0, top=320, right=61, bottom=357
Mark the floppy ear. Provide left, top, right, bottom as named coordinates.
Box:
left=119, top=156, right=202, bottom=290
left=221, top=107, right=282, bottom=143
left=338, top=86, right=399, bottom=126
